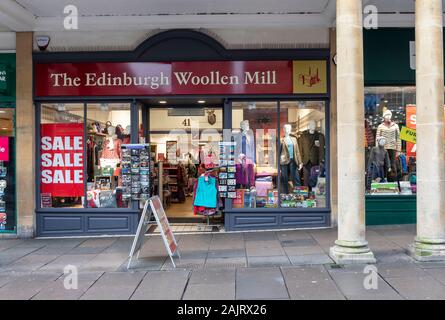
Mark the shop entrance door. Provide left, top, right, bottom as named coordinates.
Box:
left=140, top=99, right=224, bottom=224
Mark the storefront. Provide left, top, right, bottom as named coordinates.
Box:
left=364, top=28, right=444, bottom=225
left=0, top=53, right=17, bottom=234
left=33, top=30, right=331, bottom=236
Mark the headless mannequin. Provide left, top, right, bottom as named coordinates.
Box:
left=235, top=120, right=255, bottom=188
left=100, top=125, right=122, bottom=167
left=298, top=120, right=325, bottom=187
left=280, top=124, right=303, bottom=193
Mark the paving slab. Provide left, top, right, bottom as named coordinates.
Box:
left=328, top=270, right=402, bottom=300
left=0, top=246, right=45, bottom=267
left=183, top=269, right=235, bottom=300
left=280, top=238, right=318, bottom=247
left=205, top=257, right=247, bottom=269
left=39, top=253, right=103, bottom=272
left=80, top=271, right=145, bottom=300
left=78, top=238, right=117, bottom=249
left=245, top=241, right=285, bottom=257
left=288, top=254, right=333, bottom=265
left=276, top=230, right=312, bottom=241
left=207, top=249, right=245, bottom=258
left=2, top=252, right=61, bottom=272
left=424, top=268, right=445, bottom=285
left=244, top=231, right=277, bottom=241
left=125, top=256, right=167, bottom=271
left=80, top=252, right=130, bottom=272
left=283, top=245, right=325, bottom=256
left=0, top=239, right=24, bottom=252
left=282, top=266, right=345, bottom=300
left=131, top=270, right=190, bottom=300
left=385, top=275, right=445, bottom=300
left=32, top=272, right=103, bottom=300
left=377, top=262, right=428, bottom=278
left=247, top=256, right=291, bottom=267
left=236, top=267, right=289, bottom=300
left=0, top=272, right=61, bottom=300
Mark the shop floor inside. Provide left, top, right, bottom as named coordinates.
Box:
left=2, top=224, right=445, bottom=300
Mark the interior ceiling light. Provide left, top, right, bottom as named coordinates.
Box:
left=197, top=100, right=206, bottom=104
left=159, top=100, right=167, bottom=104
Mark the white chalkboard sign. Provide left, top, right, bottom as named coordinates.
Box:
left=127, top=196, right=180, bottom=269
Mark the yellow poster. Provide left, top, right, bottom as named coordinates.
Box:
left=400, top=126, right=416, bottom=144
left=293, top=60, right=327, bottom=94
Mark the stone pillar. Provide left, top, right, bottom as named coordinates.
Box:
left=16, top=32, right=35, bottom=238
left=329, top=28, right=338, bottom=227
left=329, top=0, right=375, bottom=264
left=409, top=0, right=445, bottom=261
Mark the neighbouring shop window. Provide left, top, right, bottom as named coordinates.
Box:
left=279, top=101, right=327, bottom=208
left=364, top=87, right=418, bottom=195
left=40, top=103, right=84, bottom=208
left=86, top=103, right=131, bottom=208
left=0, top=108, right=15, bottom=231
left=231, top=102, right=278, bottom=208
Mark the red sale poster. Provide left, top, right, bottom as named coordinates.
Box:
left=40, top=123, right=84, bottom=197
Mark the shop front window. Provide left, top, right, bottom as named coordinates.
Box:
left=231, top=102, right=278, bottom=208
left=40, top=103, right=85, bottom=208
left=0, top=108, right=15, bottom=231
left=86, top=103, right=131, bottom=208
left=364, top=87, right=417, bottom=195
left=279, top=101, right=327, bottom=208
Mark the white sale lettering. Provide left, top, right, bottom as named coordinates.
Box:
left=40, top=124, right=85, bottom=197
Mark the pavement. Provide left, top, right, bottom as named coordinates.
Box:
left=1, top=224, right=445, bottom=300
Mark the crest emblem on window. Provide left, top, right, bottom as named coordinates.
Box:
left=207, top=109, right=216, bottom=125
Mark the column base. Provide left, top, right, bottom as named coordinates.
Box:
left=329, top=240, right=376, bottom=265
left=408, top=237, right=445, bottom=262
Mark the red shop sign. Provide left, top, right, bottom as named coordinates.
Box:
left=40, top=123, right=84, bottom=197
left=35, top=61, right=294, bottom=96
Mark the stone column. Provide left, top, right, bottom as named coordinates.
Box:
left=16, top=32, right=35, bottom=238
left=329, top=0, right=375, bottom=264
left=409, top=0, right=445, bottom=261
left=329, top=28, right=338, bottom=227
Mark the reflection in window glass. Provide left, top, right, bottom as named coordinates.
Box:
left=86, top=103, right=131, bottom=208
left=40, top=103, right=84, bottom=208
left=364, top=87, right=418, bottom=195
left=0, top=108, right=16, bottom=231
left=279, top=101, right=327, bottom=208
left=232, top=102, right=278, bottom=208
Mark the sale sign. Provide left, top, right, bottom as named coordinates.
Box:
left=0, top=137, right=9, bottom=161
left=40, top=123, right=84, bottom=197
left=406, top=105, right=416, bottom=157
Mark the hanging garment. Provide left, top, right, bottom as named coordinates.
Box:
left=235, top=162, right=255, bottom=187
left=376, top=122, right=401, bottom=151
left=298, top=130, right=325, bottom=166
left=234, top=130, right=256, bottom=162
left=100, top=138, right=122, bottom=160
left=193, top=175, right=218, bottom=208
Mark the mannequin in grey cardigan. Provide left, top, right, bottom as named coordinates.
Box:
left=366, top=136, right=391, bottom=189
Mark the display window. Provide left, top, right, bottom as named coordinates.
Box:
left=0, top=108, right=15, bottom=231
left=39, top=102, right=133, bottom=209
left=230, top=101, right=327, bottom=209
left=364, top=87, right=418, bottom=195
left=86, top=103, right=131, bottom=208
left=40, top=103, right=85, bottom=208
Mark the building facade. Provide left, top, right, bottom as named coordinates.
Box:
left=0, top=0, right=444, bottom=263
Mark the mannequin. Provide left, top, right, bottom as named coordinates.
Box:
left=100, top=125, right=122, bottom=168
left=280, top=124, right=303, bottom=194
left=367, top=136, right=391, bottom=189
left=298, top=120, right=325, bottom=187
left=234, top=120, right=255, bottom=187
left=376, top=110, right=401, bottom=182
